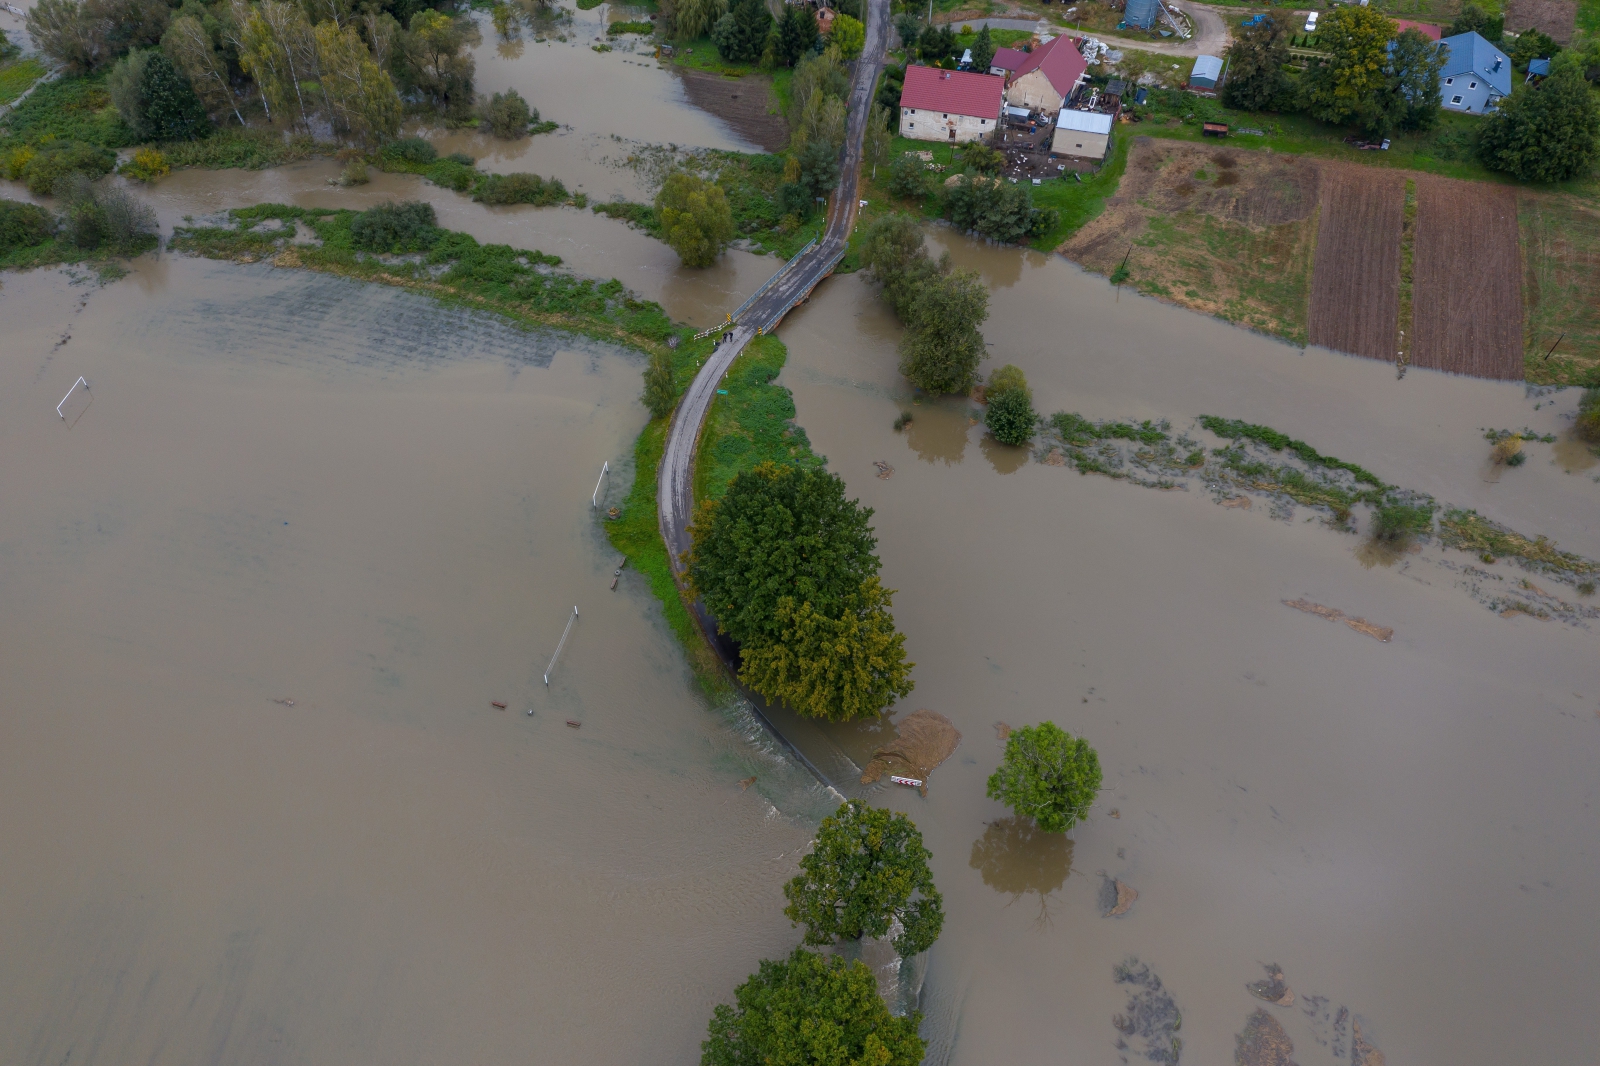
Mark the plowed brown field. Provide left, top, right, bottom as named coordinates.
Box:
left=1411, top=175, right=1523, bottom=380
left=1307, top=163, right=1405, bottom=362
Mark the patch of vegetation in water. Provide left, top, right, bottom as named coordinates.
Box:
left=694, top=334, right=822, bottom=505
left=1198, top=415, right=1388, bottom=488
left=1112, top=956, right=1183, bottom=1065
left=1438, top=509, right=1600, bottom=579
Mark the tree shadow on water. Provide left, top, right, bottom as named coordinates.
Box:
left=968, top=816, right=1073, bottom=923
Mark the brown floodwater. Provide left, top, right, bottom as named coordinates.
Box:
left=0, top=257, right=845, bottom=1065
left=773, top=234, right=1600, bottom=1065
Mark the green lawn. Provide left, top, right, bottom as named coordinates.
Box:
left=1031, top=133, right=1130, bottom=249
left=667, top=36, right=795, bottom=114
left=0, top=58, right=47, bottom=107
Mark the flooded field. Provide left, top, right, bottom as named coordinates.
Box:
left=0, top=258, right=832, bottom=1065
left=5, top=7, right=1600, bottom=1062
left=774, top=234, right=1600, bottom=1065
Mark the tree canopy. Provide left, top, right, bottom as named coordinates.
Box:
left=642, top=348, right=677, bottom=419
left=1221, top=16, right=1289, bottom=111
left=656, top=170, right=736, bottom=267
left=898, top=266, right=989, bottom=394
left=1446, top=2, right=1502, bottom=42
left=701, top=948, right=925, bottom=1066
left=783, top=800, right=946, bottom=957
left=775, top=2, right=819, bottom=66
left=969, top=25, right=996, bottom=72
left=832, top=13, right=865, bottom=60
left=1387, top=28, right=1446, bottom=133
left=1302, top=7, right=1398, bottom=129
left=109, top=48, right=210, bottom=141
left=712, top=0, right=770, bottom=63
left=984, top=364, right=1037, bottom=446
left=1478, top=54, right=1599, bottom=182
left=987, top=721, right=1102, bottom=833
left=945, top=172, right=1055, bottom=244
left=688, top=463, right=912, bottom=719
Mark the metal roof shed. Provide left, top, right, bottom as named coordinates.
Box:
left=1190, top=55, right=1224, bottom=88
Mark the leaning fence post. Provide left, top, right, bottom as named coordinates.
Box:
left=544, top=606, right=579, bottom=685
left=591, top=461, right=609, bottom=508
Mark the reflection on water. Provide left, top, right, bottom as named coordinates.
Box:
left=968, top=817, right=1073, bottom=911
left=1553, top=433, right=1598, bottom=473
left=979, top=433, right=1030, bottom=474
left=903, top=398, right=974, bottom=465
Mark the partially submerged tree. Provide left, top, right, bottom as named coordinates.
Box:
left=655, top=170, right=736, bottom=267
left=402, top=9, right=478, bottom=118
left=27, top=0, right=168, bottom=73
left=314, top=20, right=402, bottom=145
left=783, top=800, right=945, bottom=957
left=163, top=14, right=245, bottom=127
left=479, top=88, right=535, bottom=138
left=945, top=172, right=1055, bottom=243
left=898, top=267, right=989, bottom=394
left=987, top=721, right=1102, bottom=833
left=642, top=348, right=677, bottom=419
left=1477, top=53, right=1599, bottom=181
left=984, top=364, right=1037, bottom=446
left=701, top=948, right=925, bottom=1066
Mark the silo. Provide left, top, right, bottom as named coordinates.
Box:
left=1124, top=0, right=1161, bottom=30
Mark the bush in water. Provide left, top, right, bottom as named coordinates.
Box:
left=349, top=200, right=440, bottom=252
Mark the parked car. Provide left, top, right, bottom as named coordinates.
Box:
left=1303, top=10, right=1318, bottom=31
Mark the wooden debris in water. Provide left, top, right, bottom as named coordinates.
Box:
left=873, top=460, right=894, bottom=479
left=1042, top=448, right=1067, bottom=466
left=491, top=701, right=507, bottom=709
left=272, top=698, right=296, bottom=707
left=1108, top=808, right=1120, bottom=818
left=1282, top=598, right=1393, bottom=642
left=1220, top=494, right=1252, bottom=508
left=1235, top=1008, right=1297, bottom=1066
left=737, top=775, right=756, bottom=790
left=1247, top=963, right=1294, bottom=1006
left=565, top=719, right=581, bottom=728
left=994, top=721, right=1012, bottom=740
left=859, top=709, right=962, bottom=794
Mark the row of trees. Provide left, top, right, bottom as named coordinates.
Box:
left=1224, top=6, right=1598, bottom=181
left=28, top=0, right=500, bottom=144
left=701, top=721, right=1103, bottom=1062
left=666, top=0, right=863, bottom=65
left=687, top=462, right=914, bottom=721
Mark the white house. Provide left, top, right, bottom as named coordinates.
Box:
left=899, top=65, right=1006, bottom=143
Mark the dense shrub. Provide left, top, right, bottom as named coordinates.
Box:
left=471, top=172, right=568, bottom=205
left=378, top=136, right=439, bottom=167
left=57, top=172, right=158, bottom=251
left=349, top=200, right=440, bottom=252
left=0, top=198, right=56, bottom=251
left=119, top=146, right=170, bottom=182
left=478, top=88, right=534, bottom=138
left=1373, top=501, right=1434, bottom=543
left=20, top=141, right=118, bottom=195
left=423, top=157, right=477, bottom=191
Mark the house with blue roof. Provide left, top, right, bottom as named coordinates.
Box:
left=1437, top=31, right=1512, bottom=114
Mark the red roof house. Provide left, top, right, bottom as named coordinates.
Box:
left=898, top=65, right=1006, bottom=143
left=990, top=46, right=1028, bottom=76
left=1006, top=35, right=1088, bottom=110
left=1394, top=19, right=1442, bottom=40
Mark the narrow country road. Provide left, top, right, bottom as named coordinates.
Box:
left=652, top=0, right=889, bottom=783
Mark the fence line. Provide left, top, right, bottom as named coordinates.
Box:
left=543, top=606, right=579, bottom=685
left=56, top=377, right=88, bottom=419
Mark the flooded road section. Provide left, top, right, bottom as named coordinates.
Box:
left=774, top=238, right=1600, bottom=1066
left=0, top=258, right=828, bottom=1065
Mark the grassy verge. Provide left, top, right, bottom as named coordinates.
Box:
left=1031, top=134, right=1130, bottom=249
left=694, top=333, right=822, bottom=504
left=0, top=57, right=47, bottom=107
left=1520, top=193, right=1600, bottom=386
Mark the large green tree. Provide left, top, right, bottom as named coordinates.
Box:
left=701, top=948, right=925, bottom=1066
left=898, top=267, right=989, bottom=394
left=1221, top=15, right=1289, bottom=111
left=110, top=48, right=210, bottom=141
left=775, top=2, right=818, bottom=66
left=1387, top=27, right=1446, bottom=132
left=712, top=0, right=770, bottom=63
left=402, top=8, right=477, bottom=117
left=1302, top=6, right=1398, bottom=127
left=987, top=721, right=1102, bottom=833
left=832, top=13, right=865, bottom=60
left=983, top=364, right=1037, bottom=446
left=860, top=212, right=938, bottom=316
left=655, top=170, right=736, bottom=267
left=642, top=348, right=677, bottom=419
left=737, top=577, right=913, bottom=722
left=969, top=24, right=995, bottom=71
left=1477, top=54, right=1599, bottom=182
left=945, top=173, right=1054, bottom=244
left=783, top=800, right=946, bottom=957
left=688, top=462, right=880, bottom=648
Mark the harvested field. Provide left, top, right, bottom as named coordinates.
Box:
left=1308, top=162, right=1405, bottom=362
left=1064, top=139, right=1320, bottom=344
left=1410, top=174, right=1523, bottom=380
left=1505, top=0, right=1578, bottom=42
left=1520, top=194, right=1600, bottom=385
left=676, top=69, right=789, bottom=153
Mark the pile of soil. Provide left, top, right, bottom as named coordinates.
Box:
left=859, top=708, right=962, bottom=792
left=676, top=69, right=790, bottom=153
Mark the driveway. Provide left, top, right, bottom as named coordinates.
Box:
left=954, top=1, right=1232, bottom=57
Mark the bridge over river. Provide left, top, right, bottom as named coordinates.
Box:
left=655, top=0, right=890, bottom=788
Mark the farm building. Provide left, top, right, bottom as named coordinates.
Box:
left=1437, top=31, right=1512, bottom=113
left=1051, top=109, right=1114, bottom=161
left=1006, top=35, right=1089, bottom=111
left=990, top=46, right=1028, bottom=78
left=1189, top=54, right=1224, bottom=89
left=816, top=6, right=835, bottom=33
left=1393, top=19, right=1442, bottom=40
left=899, top=65, right=1006, bottom=143
left=1124, top=0, right=1162, bottom=30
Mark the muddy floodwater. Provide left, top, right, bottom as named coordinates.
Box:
left=774, top=233, right=1600, bottom=1065
left=0, top=258, right=838, bottom=1064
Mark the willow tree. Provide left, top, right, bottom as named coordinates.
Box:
left=238, top=0, right=316, bottom=128
left=315, top=20, right=402, bottom=144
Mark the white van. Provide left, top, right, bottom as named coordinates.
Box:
left=1303, top=10, right=1319, bottom=31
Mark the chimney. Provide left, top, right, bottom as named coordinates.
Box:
left=1492, top=56, right=1502, bottom=72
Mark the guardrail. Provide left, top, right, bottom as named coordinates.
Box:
left=755, top=246, right=848, bottom=334
left=691, top=319, right=730, bottom=341
left=729, top=237, right=816, bottom=323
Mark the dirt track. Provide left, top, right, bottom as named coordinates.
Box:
left=1308, top=163, right=1405, bottom=362
left=1412, top=174, right=1524, bottom=380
